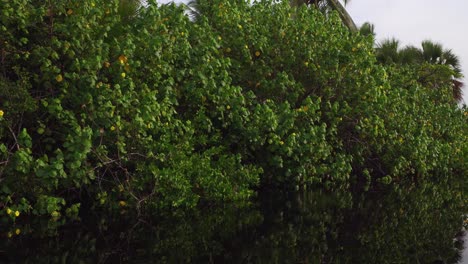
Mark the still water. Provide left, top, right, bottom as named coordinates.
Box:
left=1, top=183, right=466, bottom=263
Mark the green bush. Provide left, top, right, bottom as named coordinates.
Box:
left=0, top=0, right=466, bottom=220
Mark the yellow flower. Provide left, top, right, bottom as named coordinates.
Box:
left=56, top=74, right=63, bottom=82
left=118, top=55, right=127, bottom=64
left=121, top=72, right=126, bottom=78
left=110, top=126, right=116, bottom=131
left=237, top=24, right=242, bottom=29
left=304, top=62, right=309, bottom=67
left=6, top=208, right=12, bottom=215
left=0, top=110, right=4, bottom=118
left=15, top=228, right=20, bottom=235
left=218, top=36, right=222, bottom=40
left=226, top=105, right=231, bottom=110
left=14, top=211, right=20, bottom=217
left=255, top=51, right=261, bottom=57
left=91, top=2, right=95, bottom=7
left=7, top=232, right=12, bottom=238
left=279, top=141, right=284, bottom=145
left=119, top=201, right=127, bottom=207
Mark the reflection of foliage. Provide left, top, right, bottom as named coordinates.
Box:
left=1, top=184, right=464, bottom=263
left=339, top=180, right=466, bottom=263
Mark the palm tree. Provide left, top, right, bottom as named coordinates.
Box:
left=375, top=39, right=464, bottom=102
left=290, top=0, right=358, bottom=33
left=375, top=38, right=401, bottom=64
left=359, top=22, right=375, bottom=38
left=118, top=0, right=142, bottom=21
left=420, top=40, right=464, bottom=101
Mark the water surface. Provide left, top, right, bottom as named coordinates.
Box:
left=1, top=183, right=465, bottom=263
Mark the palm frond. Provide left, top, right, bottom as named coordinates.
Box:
left=185, top=0, right=202, bottom=21
left=376, top=38, right=400, bottom=64
left=442, top=49, right=462, bottom=74
left=452, top=79, right=464, bottom=102
left=399, top=45, right=422, bottom=64
left=421, top=40, right=443, bottom=64
left=359, top=22, right=375, bottom=37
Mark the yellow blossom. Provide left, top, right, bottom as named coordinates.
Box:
left=91, top=2, right=95, bottom=7
left=56, top=74, right=63, bottom=82
left=118, top=55, right=127, bottom=64
left=14, top=211, right=20, bottom=217
left=304, top=62, right=309, bottom=67
left=6, top=208, right=12, bottom=215
left=255, top=51, right=261, bottom=57
left=279, top=141, right=284, bottom=145
left=237, top=24, right=242, bottom=29
left=15, top=228, right=20, bottom=235
left=0, top=110, right=4, bottom=118
left=119, top=201, right=127, bottom=207
left=110, top=126, right=116, bottom=131
left=121, top=72, right=126, bottom=78
left=226, top=105, right=231, bottom=110
left=7, top=232, right=12, bottom=238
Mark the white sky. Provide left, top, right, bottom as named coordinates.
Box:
left=156, top=0, right=468, bottom=104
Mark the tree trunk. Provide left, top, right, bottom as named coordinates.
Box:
left=326, top=0, right=358, bottom=33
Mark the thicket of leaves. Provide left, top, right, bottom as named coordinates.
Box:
left=0, top=0, right=466, bottom=220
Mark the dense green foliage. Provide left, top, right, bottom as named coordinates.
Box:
left=0, top=0, right=466, bottom=220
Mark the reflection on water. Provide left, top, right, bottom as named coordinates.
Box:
left=0, top=182, right=465, bottom=263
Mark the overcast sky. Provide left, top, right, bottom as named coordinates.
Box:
left=156, top=0, right=468, bottom=104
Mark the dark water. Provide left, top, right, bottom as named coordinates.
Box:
left=0, top=183, right=466, bottom=263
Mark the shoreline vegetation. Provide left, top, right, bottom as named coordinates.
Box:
left=0, top=0, right=466, bottom=224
